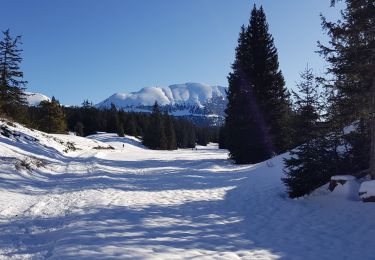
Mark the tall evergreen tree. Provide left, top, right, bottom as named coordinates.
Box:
left=290, top=66, right=322, bottom=146
left=142, top=102, right=168, bottom=150
left=225, top=5, right=291, bottom=164
left=124, top=113, right=137, bottom=136
left=106, top=103, right=120, bottom=133
left=283, top=67, right=327, bottom=198
left=117, top=123, right=125, bottom=137
left=319, top=0, right=374, bottom=177
left=38, top=97, right=67, bottom=134
left=0, top=29, right=27, bottom=118
left=74, top=121, right=84, bottom=136
left=164, top=114, right=177, bottom=150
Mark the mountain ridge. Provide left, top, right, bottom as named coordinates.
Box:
left=95, top=83, right=228, bottom=126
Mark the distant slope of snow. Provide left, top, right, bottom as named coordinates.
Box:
left=1, top=119, right=375, bottom=259
left=96, top=83, right=226, bottom=108
left=24, top=92, right=50, bottom=106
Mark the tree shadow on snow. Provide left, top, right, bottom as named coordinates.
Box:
left=0, top=199, right=279, bottom=259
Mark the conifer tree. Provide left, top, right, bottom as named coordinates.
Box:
left=106, top=103, right=120, bottom=133
left=225, top=5, right=291, bottom=164
left=142, top=102, right=168, bottom=150
left=319, top=0, right=374, bottom=177
left=0, top=29, right=27, bottom=118
left=164, top=114, right=177, bottom=150
left=75, top=121, right=84, bottom=136
left=117, top=123, right=125, bottom=137
left=38, top=97, right=67, bottom=134
left=283, top=67, right=327, bottom=198
left=218, top=126, right=228, bottom=149
left=290, top=66, right=322, bottom=146
left=124, top=113, right=137, bottom=136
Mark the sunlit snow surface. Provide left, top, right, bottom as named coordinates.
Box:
left=0, top=120, right=374, bottom=259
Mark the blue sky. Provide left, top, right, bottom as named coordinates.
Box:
left=1, top=0, right=344, bottom=105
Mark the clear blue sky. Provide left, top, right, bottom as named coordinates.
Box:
left=1, top=0, right=344, bottom=105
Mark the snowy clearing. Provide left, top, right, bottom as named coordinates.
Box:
left=0, top=120, right=374, bottom=259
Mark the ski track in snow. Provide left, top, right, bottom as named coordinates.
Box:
left=0, top=123, right=374, bottom=259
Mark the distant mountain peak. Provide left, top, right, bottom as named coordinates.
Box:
left=95, top=83, right=227, bottom=126
left=25, top=92, right=51, bottom=106
left=96, top=83, right=227, bottom=109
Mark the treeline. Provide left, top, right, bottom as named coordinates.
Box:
left=223, top=2, right=373, bottom=198
left=27, top=99, right=219, bottom=149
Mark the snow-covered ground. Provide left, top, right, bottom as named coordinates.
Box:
left=0, top=120, right=374, bottom=259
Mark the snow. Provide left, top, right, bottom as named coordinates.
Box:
left=95, top=82, right=227, bottom=109
left=359, top=180, right=375, bottom=199
left=331, top=175, right=356, bottom=181
left=1, top=119, right=375, bottom=259
left=24, top=92, right=50, bottom=106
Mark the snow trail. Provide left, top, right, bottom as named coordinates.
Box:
left=0, top=122, right=374, bottom=259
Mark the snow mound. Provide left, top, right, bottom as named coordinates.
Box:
left=330, top=179, right=360, bottom=200
left=331, top=175, right=356, bottom=181
left=359, top=180, right=375, bottom=199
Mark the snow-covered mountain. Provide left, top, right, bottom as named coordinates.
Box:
left=25, top=92, right=50, bottom=106
left=95, top=83, right=227, bottom=126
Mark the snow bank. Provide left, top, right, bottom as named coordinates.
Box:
left=331, top=175, right=356, bottom=181
left=359, top=180, right=375, bottom=199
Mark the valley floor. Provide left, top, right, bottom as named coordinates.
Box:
left=0, top=122, right=374, bottom=259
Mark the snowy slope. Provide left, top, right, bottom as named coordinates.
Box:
left=0, top=120, right=375, bottom=259
left=96, top=83, right=227, bottom=108
left=24, top=92, right=50, bottom=106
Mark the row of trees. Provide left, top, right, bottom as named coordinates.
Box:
left=64, top=101, right=218, bottom=150
left=28, top=100, right=219, bottom=150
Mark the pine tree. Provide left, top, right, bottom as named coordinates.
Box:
left=283, top=135, right=338, bottom=198
left=218, top=126, right=228, bottom=149
left=290, top=66, right=322, bottom=146
left=0, top=29, right=27, bottom=119
left=106, top=103, right=120, bottom=133
left=164, top=114, right=177, bottom=150
left=225, top=5, right=291, bottom=164
left=124, top=113, right=137, bottom=136
left=319, top=0, right=374, bottom=177
left=38, top=97, right=67, bottom=133
left=75, top=121, right=84, bottom=136
left=117, top=123, right=125, bottom=137
left=283, top=66, right=327, bottom=198
left=142, top=102, right=168, bottom=150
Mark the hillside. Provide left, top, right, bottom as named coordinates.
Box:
left=0, top=120, right=374, bottom=259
